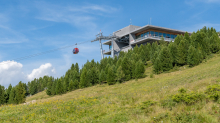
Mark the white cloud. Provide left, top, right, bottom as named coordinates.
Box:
left=0, top=61, right=25, bottom=87
left=0, top=61, right=56, bottom=87
left=27, top=63, right=56, bottom=80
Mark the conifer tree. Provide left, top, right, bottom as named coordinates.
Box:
left=107, top=66, right=116, bottom=85
left=46, top=77, right=53, bottom=96
left=174, top=34, right=183, bottom=45
left=133, top=44, right=139, bottom=54
left=151, top=51, right=159, bottom=64
left=130, top=60, right=136, bottom=79
left=99, top=70, right=105, bottom=84
left=121, top=56, right=131, bottom=81
left=5, top=84, right=12, bottom=103
left=140, top=49, right=145, bottom=63
left=9, top=87, right=16, bottom=104
left=68, top=80, right=74, bottom=91
left=51, top=80, right=57, bottom=95
left=0, top=85, right=5, bottom=105
left=113, top=55, right=118, bottom=64
left=75, top=63, right=79, bottom=73
left=89, top=67, right=98, bottom=85
left=116, top=66, right=125, bottom=82
left=159, top=47, right=173, bottom=71
left=187, top=45, right=200, bottom=67
left=145, top=43, right=151, bottom=61
left=150, top=42, right=158, bottom=61
left=56, top=79, right=63, bottom=95
left=154, top=57, right=162, bottom=74
left=168, top=42, right=178, bottom=65
left=15, top=81, right=26, bottom=104
left=177, top=39, right=187, bottom=65
left=73, top=79, right=79, bottom=90
left=79, top=68, right=88, bottom=88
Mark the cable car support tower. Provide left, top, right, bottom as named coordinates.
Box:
left=91, top=32, right=118, bottom=59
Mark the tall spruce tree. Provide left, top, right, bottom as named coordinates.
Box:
left=9, top=87, right=16, bottom=104
left=107, top=66, right=116, bottom=85
left=5, top=84, right=12, bottom=103
left=154, top=57, right=162, bottom=74
left=187, top=45, right=200, bottom=67
left=68, top=80, right=74, bottom=91
left=56, top=79, right=63, bottom=95
left=99, top=70, right=106, bottom=84
left=0, top=85, right=5, bottom=105
left=116, top=66, right=125, bottom=82
left=159, top=47, right=173, bottom=71
left=177, top=39, right=187, bottom=65
left=121, top=56, right=131, bottom=81
left=15, top=81, right=26, bottom=104
left=79, top=68, right=88, bottom=88
left=145, top=43, right=151, bottom=61
left=46, top=77, right=53, bottom=96
left=168, top=42, right=178, bottom=65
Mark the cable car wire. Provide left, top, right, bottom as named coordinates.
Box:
left=0, top=40, right=92, bottom=65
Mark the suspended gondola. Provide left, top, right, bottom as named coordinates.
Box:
left=73, top=43, right=79, bottom=54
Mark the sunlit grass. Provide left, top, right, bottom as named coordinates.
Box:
left=1, top=54, right=220, bottom=122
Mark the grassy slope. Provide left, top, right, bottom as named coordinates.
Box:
left=1, top=54, right=220, bottom=122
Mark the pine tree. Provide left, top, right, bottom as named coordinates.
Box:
left=56, top=79, right=63, bottom=95
left=121, top=56, right=131, bottom=81
left=177, top=39, right=187, bottom=65
left=168, top=42, right=178, bottom=65
left=75, top=63, right=79, bottom=73
left=15, top=81, right=26, bottom=104
left=5, top=84, right=12, bottom=103
left=116, top=66, right=125, bottom=82
left=133, top=44, right=139, bottom=54
left=187, top=45, right=200, bottom=67
left=174, top=34, right=183, bottom=45
left=107, top=66, right=116, bottom=85
left=140, top=49, right=145, bottom=63
left=9, top=87, right=16, bottom=104
left=145, top=43, right=151, bottom=61
left=154, top=57, right=162, bottom=74
left=150, top=42, right=158, bottom=61
left=68, top=80, right=74, bottom=91
left=159, top=47, right=173, bottom=71
left=46, top=77, right=53, bottom=96
left=99, top=70, right=106, bottom=84
left=134, top=60, right=145, bottom=79
left=0, top=85, right=5, bottom=105
left=51, top=80, right=57, bottom=95
left=79, top=68, right=88, bottom=88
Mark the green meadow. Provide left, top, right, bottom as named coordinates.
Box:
left=1, top=54, right=220, bottom=122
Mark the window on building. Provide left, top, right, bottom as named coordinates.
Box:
left=166, top=34, right=170, bottom=38
left=150, top=31, right=154, bottom=37
left=163, top=33, right=166, bottom=38
left=147, top=32, right=149, bottom=37
left=159, top=32, right=163, bottom=37
left=155, top=32, right=158, bottom=37
left=171, top=34, right=174, bottom=39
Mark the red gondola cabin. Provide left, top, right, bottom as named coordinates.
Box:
left=73, top=48, right=79, bottom=54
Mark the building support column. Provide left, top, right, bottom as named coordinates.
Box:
left=111, top=40, right=114, bottom=58
left=99, top=39, right=104, bottom=59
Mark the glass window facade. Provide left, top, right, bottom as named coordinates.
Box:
left=135, top=31, right=178, bottom=40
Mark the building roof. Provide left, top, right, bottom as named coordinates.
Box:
left=130, top=25, right=192, bottom=35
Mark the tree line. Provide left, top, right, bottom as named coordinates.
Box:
left=0, top=26, right=219, bottom=105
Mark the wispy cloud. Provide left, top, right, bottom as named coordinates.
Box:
left=185, top=0, right=220, bottom=6
left=0, top=25, right=29, bottom=44
left=180, top=22, right=220, bottom=32
left=34, top=2, right=118, bottom=29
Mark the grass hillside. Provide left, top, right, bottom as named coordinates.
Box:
left=1, top=54, right=220, bottom=122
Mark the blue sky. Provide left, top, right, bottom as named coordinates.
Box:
left=0, top=0, right=220, bottom=87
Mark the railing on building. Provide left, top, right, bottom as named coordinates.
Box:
left=134, top=34, right=174, bottom=42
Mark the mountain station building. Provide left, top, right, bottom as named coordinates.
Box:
left=103, top=25, right=191, bottom=57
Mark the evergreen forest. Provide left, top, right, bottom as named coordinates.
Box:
left=0, top=26, right=220, bottom=105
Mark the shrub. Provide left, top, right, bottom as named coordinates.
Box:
left=172, top=88, right=206, bottom=105
left=205, top=84, right=220, bottom=101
